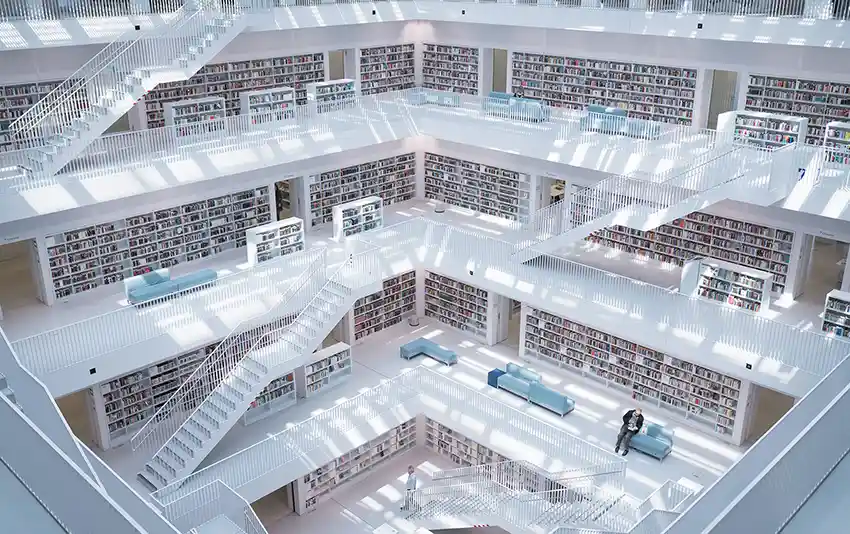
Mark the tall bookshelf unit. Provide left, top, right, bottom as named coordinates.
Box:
left=423, top=153, right=532, bottom=222
left=164, top=96, right=226, bottom=139
left=45, top=186, right=272, bottom=301
left=586, top=211, right=796, bottom=296
left=422, top=44, right=480, bottom=95
left=717, top=110, right=808, bottom=147
left=332, top=196, right=383, bottom=240
left=241, top=371, right=296, bottom=426
left=0, top=79, right=85, bottom=152
left=307, top=80, right=357, bottom=114
left=240, top=87, right=296, bottom=123
left=295, top=418, right=416, bottom=514
left=245, top=217, right=305, bottom=266
left=521, top=305, right=749, bottom=444
left=424, top=271, right=488, bottom=341
left=680, top=257, right=773, bottom=313
left=358, top=44, right=416, bottom=95
left=825, top=121, right=850, bottom=164
left=295, top=343, right=352, bottom=398
left=424, top=417, right=508, bottom=467
left=510, top=52, right=698, bottom=124
left=744, top=73, right=850, bottom=145
left=350, top=270, right=417, bottom=343
left=822, top=289, right=850, bottom=338
left=306, top=153, right=416, bottom=228
left=134, top=53, right=326, bottom=129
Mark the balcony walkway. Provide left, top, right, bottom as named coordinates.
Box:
left=0, top=91, right=721, bottom=226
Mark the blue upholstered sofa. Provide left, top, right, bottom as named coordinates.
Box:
left=490, top=363, right=575, bottom=416
left=483, top=92, right=550, bottom=123
left=581, top=104, right=662, bottom=140
left=406, top=88, right=461, bottom=108
left=400, top=337, right=458, bottom=366
left=124, top=268, right=218, bottom=305
left=630, top=423, right=674, bottom=461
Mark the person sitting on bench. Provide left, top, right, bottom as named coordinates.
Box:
left=615, top=408, right=643, bottom=456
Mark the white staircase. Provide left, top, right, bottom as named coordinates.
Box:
left=516, top=143, right=782, bottom=260
left=10, top=0, right=247, bottom=178
left=137, top=254, right=380, bottom=490
left=158, top=480, right=269, bottom=534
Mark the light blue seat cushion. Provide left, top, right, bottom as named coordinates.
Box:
left=173, top=269, right=217, bottom=291
left=399, top=338, right=458, bottom=365
left=528, top=382, right=575, bottom=416
left=124, top=268, right=170, bottom=297
left=127, top=268, right=216, bottom=304
left=497, top=374, right=531, bottom=398
left=506, top=363, right=541, bottom=384
left=630, top=423, right=674, bottom=460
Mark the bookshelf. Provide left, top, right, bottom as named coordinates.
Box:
left=423, top=152, right=532, bottom=222
left=359, top=44, right=416, bottom=96
left=423, top=417, right=508, bottom=467
left=424, top=271, right=488, bottom=341
left=239, top=87, right=296, bottom=124
left=422, top=44, right=480, bottom=95
left=586, top=211, right=796, bottom=296
left=295, top=342, right=352, bottom=398
left=510, top=52, right=698, bottom=124
left=241, top=371, right=296, bottom=426
left=351, top=271, right=417, bottom=343
left=245, top=217, right=305, bottom=267
left=717, top=110, right=808, bottom=148
left=87, top=320, right=290, bottom=448
left=164, top=96, right=226, bottom=139
left=0, top=79, right=86, bottom=152
left=135, top=53, right=326, bottom=129
left=332, top=196, right=383, bottom=240
left=45, top=186, right=272, bottom=301
left=744, top=73, right=850, bottom=146
left=825, top=121, right=850, bottom=164
left=822, top=289, right=850, bottom=338
left=680, top=257, right=773, bottom=313
left=307, top=79, right=357, bottom=114
left=522, top=305, right=746, bottom=442
left=307, top=153, right=416, bottom=228
left=296, top=418, right=416, bottom=514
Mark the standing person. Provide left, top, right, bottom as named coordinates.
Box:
left=615, top=408, right=643, bottom=456
left=401, top=465, right=418, bottom=510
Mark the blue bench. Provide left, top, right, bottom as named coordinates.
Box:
left=483, top=92, right=550, bottom=123
left=126, top=268, right=218, bottom=305
left=489, top=363, right=575, bottom=417
left=399, top=337, right=458, bottom=366
left=581, top=104, right=662, bottom=140
left=406, top=88, right=461, bottom=108
left=629, top=423, right=675, bottom=461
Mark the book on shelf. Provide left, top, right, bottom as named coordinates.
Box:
left=239, top=86, right=296, bottom=124
left=680, top=257, right=773, bottom=313
left=241, top=372, right=296, bottom=426
left=164, top=96, right=226, bottom=139
left=522, top=306, right=743, bottom=440
left=245, top=217, right=305, bottom=266
left=0, top=79, right=85, bottom=153
left=359, top=44, right=416, bottom=96
left=822, top=289, right=850, bottom=339
left=332, top=196, right=383, bottom=240
left=307, top=79, right=357, bottom=114
left=510, top=52, right=697, bottom=124
left=424, top=271, right=488, bottom=340
left=717, top=110, right=808, bottom=147
left=45, top=186, right=271, bottom=300
left=825, top=120, right=850, bottom=164
left=308, top=153, right=416, bottom=228
left=136, top=53, right=326, bottom=129
left=297, top=418, right=416, bottom=513
left=424, top=417, right=508, bottom=467
left=423, top=152, right=531, bottom=222
left=295, top=342, right=352, bottom=398
left=422, top=44, right=480, bottom=95
left=352, top=271, right=417, bottom=342
left=745, top=74, right=850, bottom=146
left=586, top=211, right=795, bottom=296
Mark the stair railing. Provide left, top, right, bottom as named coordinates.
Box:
left=130, top=248, right=326, bottom=454
left=160, top=479, right=269, bottom=534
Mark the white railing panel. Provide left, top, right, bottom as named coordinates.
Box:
left=160, top=480, right=268, bottom=534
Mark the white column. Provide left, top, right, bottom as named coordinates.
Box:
left=415, top=268, right=426, bottom=318
left=414, top=42, right=424, bottom=86
left=29, top=238, right=52, bottom=305
left=519, top=303, right=531, bottom=363
left=479, top=47, right=494, bottom=96
left=735, top=71, right=750, bottom=110
left=506, top=49, right=514, bottom=94
left=86, top=387, right=110, bottom=450
left=785, top=229, right=813, bottom=299
left=415, top=151, right=426, bottom=200
left=841, top=246, right=850, bottom=292
left=486, top=292, right=511, bottom=346
left=692, top=68, right=715, bottom=130
left=349, top=48, right=361, bottom=91
left=731, top=379, right=753, bottom=446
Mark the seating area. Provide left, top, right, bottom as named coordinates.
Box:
left=483, top=91, right=550, bottom=123
left=124, top=268, right=219, bottom=305
left=487, top=363, right=576, bottom=416
left=407, top=88, right=461, bottom=107
left=630, top=423, right=675, bottom=461
left=581, top=104, right=663, bottom=139
left=399, top=337, right=459, bottom=366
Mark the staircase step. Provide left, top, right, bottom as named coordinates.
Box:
left=187, top=416, right=213, bottom=440
left=178, top=426, right=206, bottom=449
left=197, top=407, right=223, bottom=429
left=162, top=445, right=188, bottom=468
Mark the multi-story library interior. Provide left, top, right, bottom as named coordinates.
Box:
left=0, top=2, right=849, bottom=534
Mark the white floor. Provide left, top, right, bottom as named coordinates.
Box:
left=90, top=318, right=739, bottom=525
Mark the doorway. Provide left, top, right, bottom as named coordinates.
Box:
left=56, top=389, right=99, bottom=450
left=252, top=483, right=295, bottom=528
left=706, top=69, right=738, bottom=129
left=492, top=49, right=508, bottom=93
left=505, top=299, right=522, bottom=348
left=743, top=384, right=795, bottom=445
left=0, top=239, right=48, bottom=318
left=274, top=177, right=304, bottom=221
left=329, top=49, right=349, bottom=80
left=798, top=236, right=847, bottom=313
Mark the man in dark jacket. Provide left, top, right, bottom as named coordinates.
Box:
left=615, top=408, right=643, bottom=456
